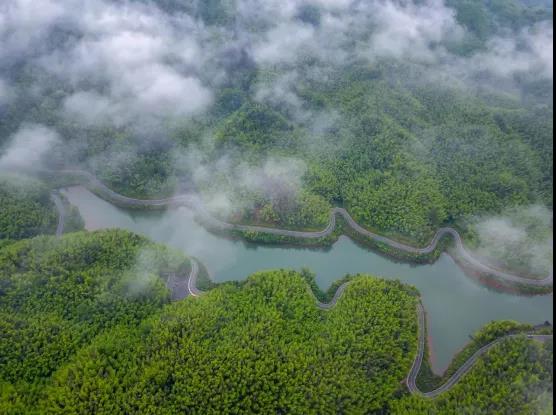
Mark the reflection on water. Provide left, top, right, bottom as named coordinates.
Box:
left=63, top=186, right=553, bottom=374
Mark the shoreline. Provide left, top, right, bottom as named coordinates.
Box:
left=178, top=264, right=553, bottom=398
left=43, top=168, right=553, bottom=294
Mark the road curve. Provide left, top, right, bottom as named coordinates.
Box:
left=166, top=259, right=202, bottom=300
left=54, top=169, right=553, bottom=288
left=187, top=259, right=202, bottom=297
left=183, top=273, right=553, bottom=398
left=46, top=170, right=554, bottom=398
left=406, top=303, right=553, bottom=399
left=50, top=192, right=65, bottom=238
left=312, top=282, right=352, bottom=310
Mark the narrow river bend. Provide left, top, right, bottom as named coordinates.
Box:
left=63, top=186, right=553, bottom=374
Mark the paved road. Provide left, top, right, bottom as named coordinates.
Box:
left=406, top=303, right=553, bottom=399
left=166, top=259, right=202, bottom=300
left=47, top=171, right=553, bottom=398
left=312, top=282, right=352, bottom=310
left=55, top=169, right=553, bottom=288
left=50, top=192, right=65, bottom=238
left=187, top=259, right=202, bottom=297
left=182, top=274, right=553, bottom=398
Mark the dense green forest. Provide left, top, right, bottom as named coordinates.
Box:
left=0, top=230, right=185, bottom=412
left=393, top=336, right=553, bottom=414
left=0, top=175, right=84, bottom=242
left=0, top=176, right=58, bottom=240
left=0, top=230, right=552, bottom=414
left=0, top=0, right=552, bottom=250
left=0, top=1, right=553, bottom=412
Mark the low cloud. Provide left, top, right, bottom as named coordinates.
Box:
left=186, top=152, right=308, bottom=218
left=39, top=0, right=212, bottom=127
left=125, top=247, right=163, bottom=297
left=1, top=0, right=552, bottom=136
left=0, top=0, right=552, bottom=184
left=253, top=22, right=317, bottom=65
left=471, top=205, right=553, bottom=276
left=365, top=0, right=463, bottom=63
left=470, top=22, right=553, bottom=80
left=0, top=124, right=60, bottom=170
left=1, top=0, right=215, bottom=130
left=0, top=0, right=66, bottom=62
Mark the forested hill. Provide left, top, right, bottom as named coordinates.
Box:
left=0, top=230, right=183, bottom=412
left=0, top=230, right=553, bottom=414
left=0, top=176, right=57, bottom=241
left=0, top=1, right=553, bottom=266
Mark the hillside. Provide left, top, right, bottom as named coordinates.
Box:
left=0, top=231, right=552, bottom=414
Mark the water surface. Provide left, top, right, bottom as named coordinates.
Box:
left=63, top=186, right=553, bottom=374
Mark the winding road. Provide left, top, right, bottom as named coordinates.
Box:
left=54, top=169, right=553, bottom=288
left=47, top=175, right=554, bottom=399
left=180, top=269, right=553, bottom=399
left=406, top=303, right=553, bottom=399
left=167, top=258, right=203, bottom=299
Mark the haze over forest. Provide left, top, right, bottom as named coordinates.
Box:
left=0, top=1, right=554, bottom=413
left=1, top=0, right=553, bottom=274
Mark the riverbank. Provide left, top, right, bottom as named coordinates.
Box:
left=43, top=169, right=552, bottom=293
left=177, top=265, right=553, bottom=398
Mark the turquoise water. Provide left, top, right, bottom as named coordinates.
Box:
left=63, top=186, right=554, bottom=374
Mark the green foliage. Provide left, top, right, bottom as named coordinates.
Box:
left=0, top=234, right=551, bottom=413
left=41, top=272, right=418, bottom=414
left=96, top=148, right=178, bottom=199
left=344, top=168, right=447, bottom=241
left=0, top=175, right=57, bottom=240
left=418, top=320, right=537, bottom=391
left=447, top=0, right=552, bottom=46
left=215, top=102, right=295, bottom=152
left=0, top=230, right=184, bottom=409
left=392, top=336, right=553, bottom=414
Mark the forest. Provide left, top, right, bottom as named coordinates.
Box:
left=0, top=176, right=58, bottom=241
left=0, top=230, right=553, bottom=414
left=393, top=336, right=553, bottom=414
left=0, top=0, right=553, bottom=247
left=1, top=0, right=552, bottom=277
left=0, top=230, right=185, bottom=412
left=0, top=0, right=553, bottom=413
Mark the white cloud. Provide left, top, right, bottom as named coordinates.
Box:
left=0, top=0, right=66, bottom=60
left=471, top=22, right=553, bottom=80
left=0, top=0, right=553, bottom=137
left=253, top=22, right=316, bottom=65
left=2, top=0, right=213, bottom=126
left=0, top=124, right=60, bottom=170
left=472, top=205, right=554, bottom=276
left=366, top=0, right=463, bottom=63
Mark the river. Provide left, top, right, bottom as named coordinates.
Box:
left=62, top=186, right=553, bottom=374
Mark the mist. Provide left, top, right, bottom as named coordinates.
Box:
left=0, top=0, right=553, bottom=273
left=470, top=205, right=554, bottom=276
left=0, top=124, right=60, bottom=170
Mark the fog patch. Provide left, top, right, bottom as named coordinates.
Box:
left=469, top=22, right=553, bottom=81
left=365, top=0, right=463, bottom=63
left=186, top=153, right=308, bottom=218
left=40, top=0, right=213, bottom=127
left=0, top=0, right=66, bottom=61
left=239, top=157, right=307, bottom=199
left=0, top=124, right=60, bottom=170
left=252, top=22, right=316, bottom=65
left=125, top=246, right=171, bottom=297
left=470, top=205, right=553, bottom=276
